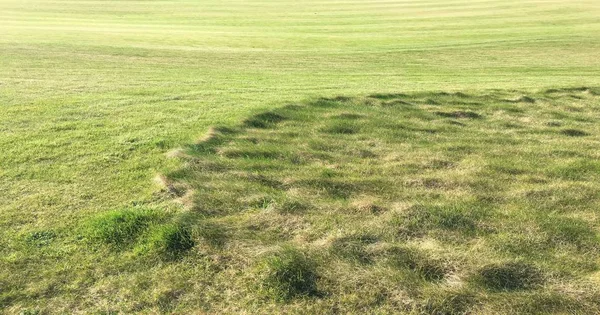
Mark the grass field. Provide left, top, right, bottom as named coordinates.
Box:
left=1, top=0, right=600, bottom=313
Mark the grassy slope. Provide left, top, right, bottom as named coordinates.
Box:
left=0, top=0, right=599, bottom=312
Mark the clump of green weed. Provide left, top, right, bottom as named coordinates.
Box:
left=147, top=223, right=195, bottom=260
left=85, top=208, right=161, bottom=249
left=475, top=261, right=543, bottom=291
left=25, top=230, right=56, bottom=247
left=254, top=247, right=319, bottom=301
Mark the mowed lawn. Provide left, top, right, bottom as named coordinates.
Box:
left=1, top=0, right=600, bottom=313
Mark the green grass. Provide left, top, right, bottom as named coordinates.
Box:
left=1, top=0, right=600, bottom=313
left=145, top=88, right=600, bottom=313
left=253, top=247, right=319, bottom=302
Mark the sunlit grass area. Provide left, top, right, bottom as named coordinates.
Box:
left=8, top=88, right=600, bottom=313
left=1, top=0, right=600, bottom=313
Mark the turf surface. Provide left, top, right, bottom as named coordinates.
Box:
left=1, top=0, right=600, bottom=313
left=154, top=88, right=600, bottom=313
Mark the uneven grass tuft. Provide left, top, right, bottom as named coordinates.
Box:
left=419, top=290, right=477, bottom=315
left=388, top=246, right=448, bottom=281
left=146, top=224, right=195, bottom=260
left=476, top=261, right=544, bottom=291
left=254, top=247, right=319, bottom=302
left=85, top=208, right=160, bottom=249
left=244, top=112, right=287, bottom=129
left=85, top=209, right=194, bottom=259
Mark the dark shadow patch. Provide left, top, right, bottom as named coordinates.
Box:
left=312, top=98, right=343, bottom=107
left=425, top=98, right=439, bottom=105
left=243, top=112, right=287, bottom=128
left=560, top=129, right=589, bottom=137
left=476, top=261, right=543, bottom=291
left=550, top=150, right=585, bottom=158
left=156, top=289, right=183, bottom=313
left=281, top=104, right=304, bottom=111
left=242, top=173, right=286, bottom=190
left=447, top=120, right=466, bottom=126
left=334, top=113, right=364, bottom=120
left=356, top=149, right=377, bottom=158
left=255, top=247, right=320, bottom=301
left=277, top=199, right=311, bottom=214
left=222, top=149, right=282, bottom=160
left=188, top=126, right=238, bottom=155
left=434, top=111, right=482, bottom=119
left=369, top=93, right=408, bottom=100
left=452, top=101, right=483, bottom=106
left=565, top=106, right=584, bottom=112
left=426, top=159, right=456, bottom=170
left=383, top=99, right=414, bottom=106
left=321, top=96, right=352, bottom=102
left=418, top=290, right=477, bottom=315
left=502, top=122, right=523, bottom=129
left=147, top=223, right=195, bottom=260
left=394, top=123, right=439, bottom=134
left=569, top=94, right=584, bottom=100
left=488, top=165, right=528, bottom=175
